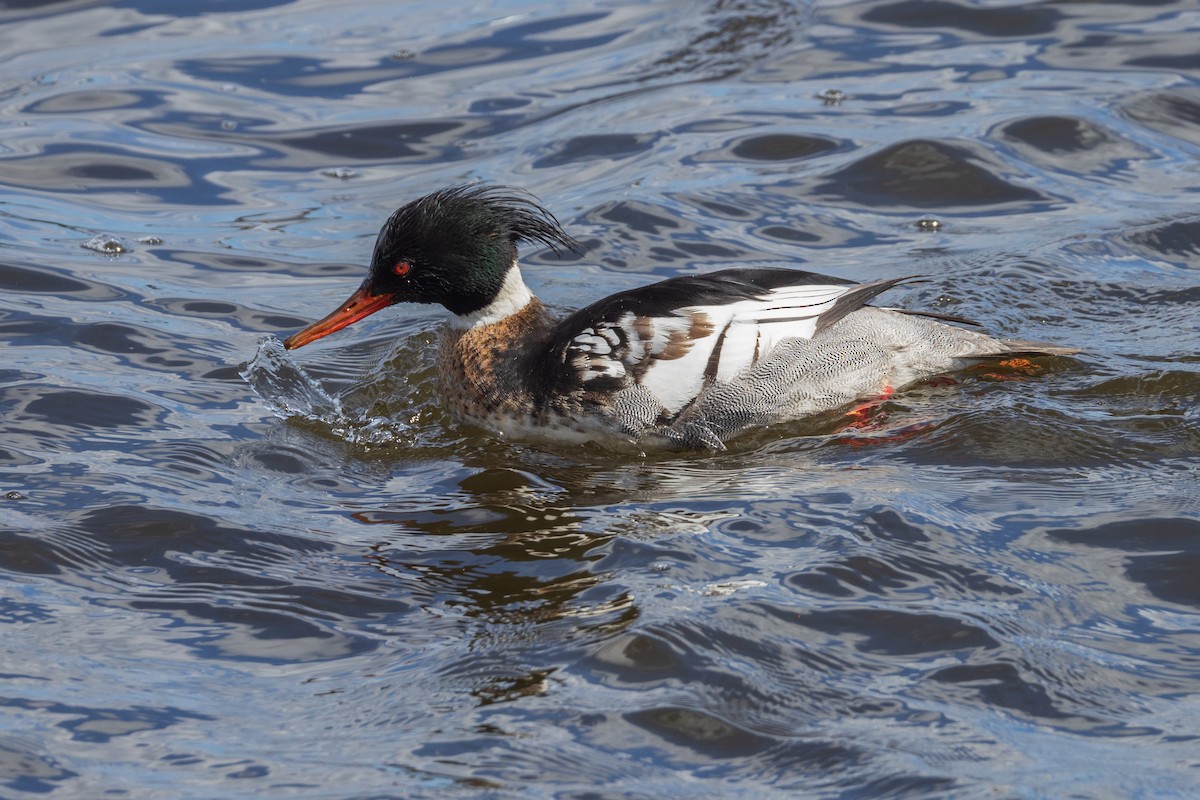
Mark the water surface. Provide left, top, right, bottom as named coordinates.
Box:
left=1, top=0, right=1198, bottom=797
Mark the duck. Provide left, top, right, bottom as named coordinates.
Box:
left=283, top=185, right=1076, bottom=449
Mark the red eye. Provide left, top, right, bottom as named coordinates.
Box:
left=393, top=260, right=411, bottom=277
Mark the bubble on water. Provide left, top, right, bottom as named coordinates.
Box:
left=321, top=166, right=359, bottom=180
left=82, top=234, right=129, bottom=254
left=138, top=235, right=163, bottom=245
left=391, top=49, right=416, bottom=60
left=818, top=88, right=845, bottom=105
left=916, top=217, right=943, bottom=231
left=4, top=490, right=26, bottom=501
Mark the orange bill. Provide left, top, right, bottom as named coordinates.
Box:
left=283, top=285, right=392, bottom=349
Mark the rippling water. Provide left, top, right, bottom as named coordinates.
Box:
left=1, top=0, right=1198, bottom=797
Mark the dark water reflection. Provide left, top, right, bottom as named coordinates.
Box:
left=1, top=0, right=1199, bottom=797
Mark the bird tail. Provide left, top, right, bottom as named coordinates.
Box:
left=997, top=339, right=1081, bottom=356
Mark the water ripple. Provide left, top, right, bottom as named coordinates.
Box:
left=1, top=0, right=1199, bottom=796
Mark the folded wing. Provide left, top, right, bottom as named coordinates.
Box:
left=544, top=268, right=914, bottom=415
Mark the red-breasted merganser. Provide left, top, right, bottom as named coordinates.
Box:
left=283, top=185, right=1076, bottom=449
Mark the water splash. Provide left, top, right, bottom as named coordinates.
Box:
left=239, top=338, right=412, bottom=446
left=241, top=337, right=344, bottom=420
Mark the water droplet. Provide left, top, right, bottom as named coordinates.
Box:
left=321, top=166, right=359, bottom=180
left=82, top=234, right=129, bottom=254
left=916, top=217, right=943, bottom=231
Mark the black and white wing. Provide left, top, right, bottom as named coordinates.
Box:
left=542, top=268, right=914, bottom=416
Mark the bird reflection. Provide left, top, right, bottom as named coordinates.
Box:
left=352, top=467, right=635, bottom=630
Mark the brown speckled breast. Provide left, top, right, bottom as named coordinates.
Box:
left=436, top=298, right=560, bottom=427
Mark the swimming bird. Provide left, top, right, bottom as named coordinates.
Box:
left=283, top=185, right=1076, bottom=449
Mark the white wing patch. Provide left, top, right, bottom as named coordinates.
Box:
left=570, top=326, right=627, bottom=381
left=567, top=282, right=860, bottom=414
left=631, top=311, right=721, bottom=414
left=658, top=283, right=858, bottom=411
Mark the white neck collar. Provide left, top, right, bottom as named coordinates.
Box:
left=447, top=260, right=533, bottom=330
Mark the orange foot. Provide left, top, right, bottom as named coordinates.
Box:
left=836, top=386, right=942, bottom=446
left=841, top=385, right=895, bottom=430
left=975, top=357, right=1044, bottom=381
